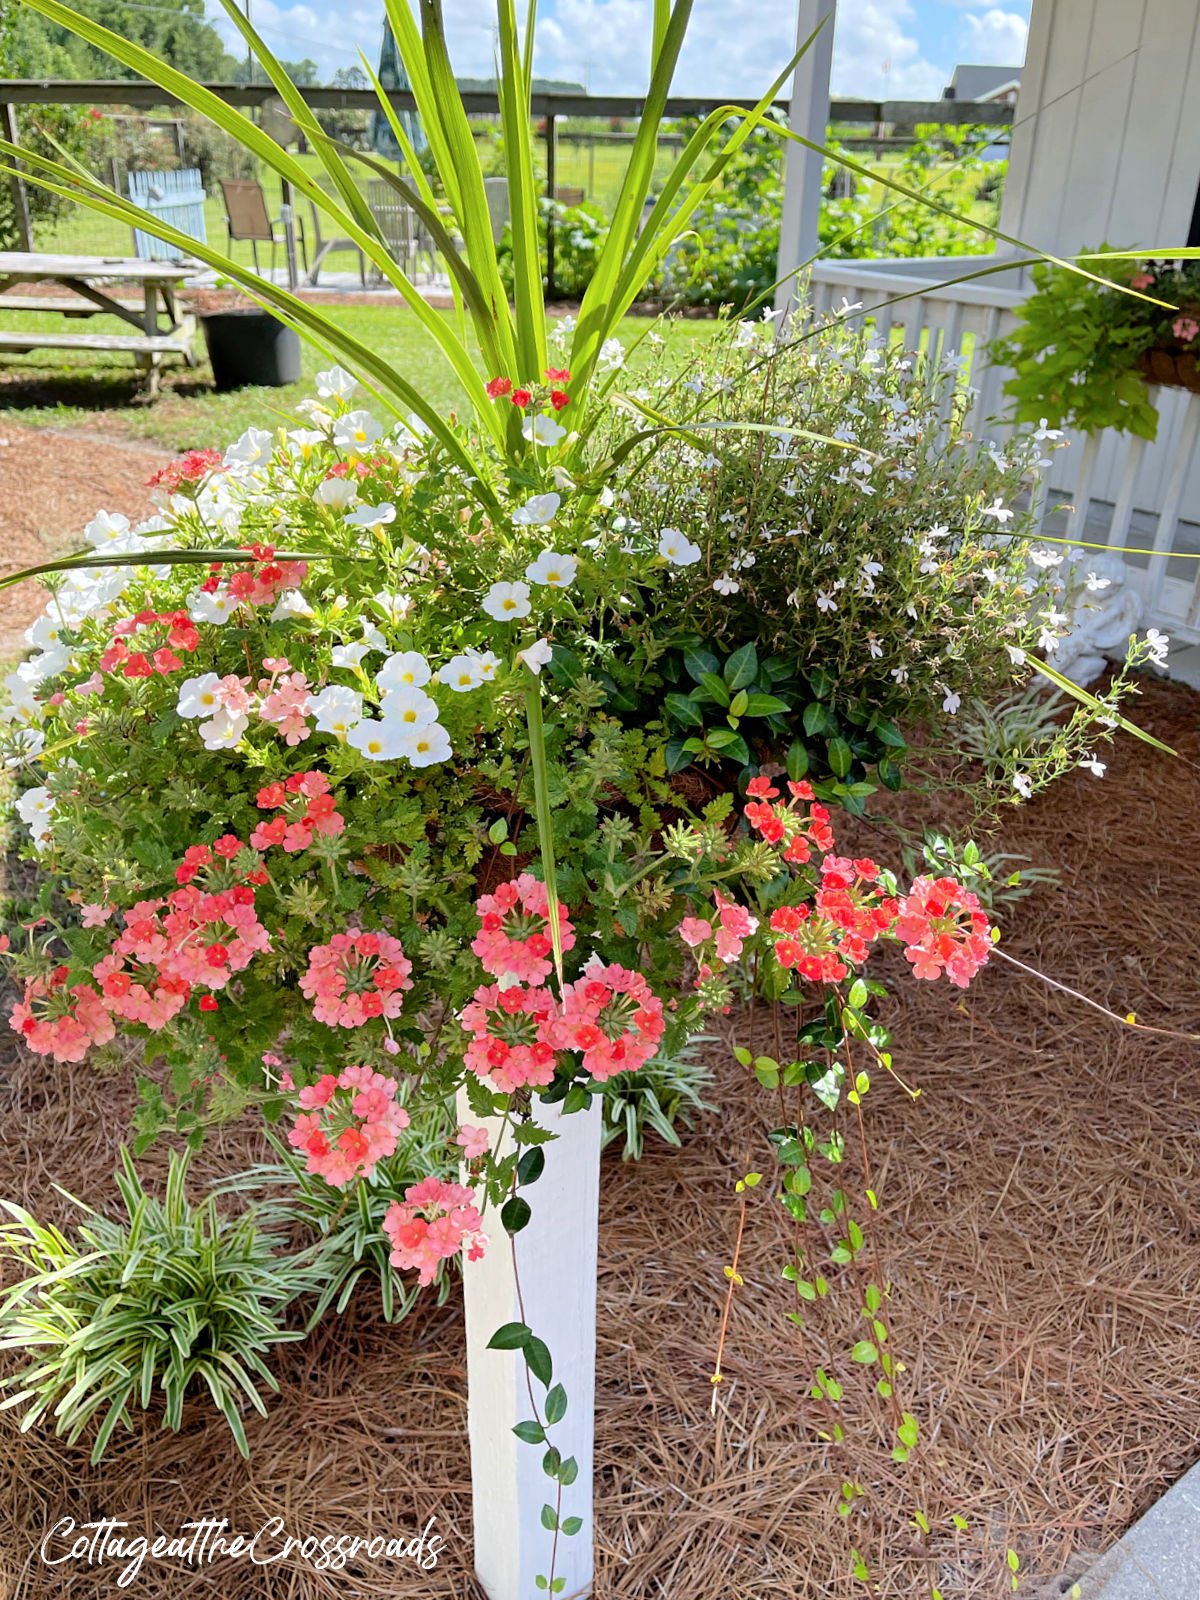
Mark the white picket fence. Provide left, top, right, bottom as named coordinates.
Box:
left=808, top=257, right=1200, bottom=645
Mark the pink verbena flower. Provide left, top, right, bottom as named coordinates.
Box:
left=679, top=916, right=713, bottom=948
left=300, top=927, right=413, bottom=1028
left=455, top=1124, right=489, bottom=1160
left=553, top=957, right=665, bottom=1082
left=472, top=873, right=576, bottom=983
left=894, top=876, right=992, bottom=988
left=1173, top=315, right=1200, bottom=343
left=287, top=1064, right=410, bottom=1186
left=9, top=970, right=116, bottom=1062
left=382, top=1177, right=486, bottom=1286
left=461, top=982, right=559, bottom=1093
left=250, top=770, right=344, bottom=853
left=258, top=670, right=311, bottom=746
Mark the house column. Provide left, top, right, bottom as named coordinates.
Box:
left=774, top=0, right=836, bottom=314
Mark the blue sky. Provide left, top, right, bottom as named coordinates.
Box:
left=209, top=0, right=1032, bottom=99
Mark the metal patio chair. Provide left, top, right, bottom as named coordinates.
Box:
left=219, top=178, right=307, bottom=279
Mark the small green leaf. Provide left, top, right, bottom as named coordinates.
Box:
left=488, top=817, right=509, bottom=844
left=728, top=688, right=749, bottom=718
left=697, top=671, right=731, bottom=706
left=743, top=692, right=789, bottom=716
left=724, top=641, right=758, bottom=690
left=525, top=1336, right=553, bottom=1386
left=544, top=1383, right=567, bottom=1424
left=501, top=1196, right=532, bottom=1235
left=827, top=736, right=853, bottom=778
left=786, top=739, right=809, bottom=780
left=683, top=647, right=719, bottom=684
left=558, top=1454, right=579, bottom=1486
left=488, top=1322, right=531, bottom=1351
left=851, top=1341, right=878, bottom=1364
left=560, top=1515, right=583, bottom=1536
left=517, top=1148, right=546, bottom=1186
left=541, top=1503, right=558, bottom=1531
left=514, top=1419, right=546, bottom=1443
left=664, top=691, right=705, bottom=728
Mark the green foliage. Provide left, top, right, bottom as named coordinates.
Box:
left=0, top=1149, right=309, bottom=1461
left=498, top=196, right=611, bottom=300
left=899, top=830, right=1062, bottom=912
left=991, top=252, right=1165, bottom=439
left=10, top=0, right=235, bottom=79
left=599, top=1039, right=716, bottom=1160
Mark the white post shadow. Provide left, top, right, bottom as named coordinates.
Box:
left=457, top=1087, right=603, bottom=1600
left=775, top=0, right=837, bottom=317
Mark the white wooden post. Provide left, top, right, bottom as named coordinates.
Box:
left=458, top=1088, right=602, bottom=1600
left=774, top=0, right=837, bottom=317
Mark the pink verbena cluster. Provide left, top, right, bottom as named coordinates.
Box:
left=256, top=660, right=312, bottom=746
left=9, top=967, right=116, bottom=1062
left=461, top=982, right=559, bottom=1092
left=250, top=770, right=345, bottom=853
left=287, top=1064, right=411, bottom=1186
left=472, top=872, right=576, bottom=984
left=743, top=775, right=835, bottom=864
left=300, top=927, right=413, bottom=1029
left=553, top=958, right=665, bottom=1081
left=382, top=1177, right=487, bottom=1286
left=680, top=888, right=759, bottom=963
left=99, top=609, right=200, bottom=680
left=769, top=854, right=897, bottom=982
left=893, top=876, right=992, bottom=987
left=146, top=448, right=223, bottom=496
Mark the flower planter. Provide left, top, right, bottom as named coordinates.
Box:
left=1135, top=345, right=1200, bottom=394
left=201, top=309, right=302, bottom=390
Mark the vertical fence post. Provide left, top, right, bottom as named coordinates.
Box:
left=544, top=108, right=558, bottom=301
left=458, top=1086, right=601, bottom=1600
left=1, top=102, right=33, bottom=252
left=774, top=0, right=836, bottom=316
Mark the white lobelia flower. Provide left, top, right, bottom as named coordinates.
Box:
left=525, top=550, right=577, bottom=589
left=483, top=580, right=532, bottom=621
left=198, top=710, right=249, bottom=750
left=1005, top=645, right=1027, bottom=667
left=343, top=502, right=396, bottom=531
left=712, top=574, right=740, bottom=596
left=83, top=509, right=131, bottom=547
left=597, top=337, right=625, bottom=370
left=316, top=365, right=359, bottom=400
left=517, top=638, right=553, bottom=676
left=333, top=411, right=383, bottom=451
left=1033, top=417, right=1063, bottom=443
left=380, top=686, right=439, bottom=729
left=942, top=689, right=962, bottom=715
left=522, top=414, right=567, bottom=447
left=271, top=590, right=314, bottom=622
left=377, top=650, right=432, bottom=691
left=512, top=491, right=562, bottom=527
left=395, top=723, right=452, bottom=767
left=658, top=528, right=703, bottom=566
left=979, top=498, right=1015, bottom=525
left=1079, top=753, right=1107, bottom=777
left=309, top=684, right=363, bottom=736
left=187, top=587, right=236, bottom=625
left=315, top=475, right=359, bottom=510
left=1144, top=627, right=1170, bottom=666
left=867, top=637, right=884, bottom=660
left=1084, top=571, right=1112, bottom=592
left=816, top=590, right=837, bottom=613
left=176, top=672, right=223, bottom=719
left=347, top=717, right=409, bottom=761
left=1012, top=772, right=1033, bottom=799
left=16, top=785, right=54, bottom=845
left=440, top=653, right=486, bottom=692
left=224, top=428, right=274, bottom=468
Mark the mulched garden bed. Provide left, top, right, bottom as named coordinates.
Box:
left=0, top=678, right=1196, bottom=1599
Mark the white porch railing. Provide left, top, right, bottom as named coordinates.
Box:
left=809, top=258, right=1200, bottom=645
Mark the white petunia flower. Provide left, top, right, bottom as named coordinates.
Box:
left=395, top=723, right=452, bottom=767
left=518, top=638, right=554, bottom=675
left=309, top=684, right=363, bottom=736
left=440, top=653, right=485, bottom=692
left=658, top=528, right=703, bottom=566
left=512, top=492, right=562, bottom=527
left=187, top=588, right=236, bottom=625
left=483, top=580, right=532, bottom=621
left=315, top=476, right=358, bottom=510
left=343, top=502, right=395, bottom=531
left=380, top=686, right=439, bottom=728
left=525, top=550, right=577, bottom=588
left=377, top=651, right=432, bottom=691
left=522, top=414, right=567, bottom=447
left=224, top=428, right=274, bottom=468
left=198, top=710, right=249, bottom=750
left=316, top=365, right=358, bottom=399
left=176, top=673, right=222, bottom=719
left=333, top=411, right=383, bottom=451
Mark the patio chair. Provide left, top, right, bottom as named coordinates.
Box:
left=306, top=178, right=367, bottom=287
left=554, top=185, right=585, bottom=207
left=366, top=180, right=437, bottom=282
left=219, top=178, right=307, bottom=279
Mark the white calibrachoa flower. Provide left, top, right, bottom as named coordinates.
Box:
left=381, top=686, right=439, bottom=728
left=396, top=723, right=452, bottom=767
left=176, top=673, right=222, bottom=719
left=522, top=414, right=566, bottom=447
left=512, top=492, right=561, bottom=527
left=525, top=551, right=577, bottom=589
left=16, top=785, right=54, bottom=848
left=518, top=638, right=553, bottom=675
left=333, top=411, right=383, bottom=451
left=198, top=711, right=248, bottom=751
left=440, top=654, right=486, bottom=692
left=658, top=528, right=703, bottom=566
left=330, top=641, right=372, bottom=668
left=377, top=651, right=432, bottom=691
left=483, top=581, right=532, bottom=621
left=344, top=502, right=396, bottom=531
left=315, top=365, right=358, bottom=400
left=1, top=670, right=41, bottom=726
left=372, top=590, right=413, bottom=622
left=469, top=649, right=500, bottom=682
left=347, top=717, right=407, bottom=761
left=187, top=588, right=236, bottom=625
left=271, top=590, right=314, bottom=622
left=315, top=475, right=358, bottom=510
left=83, top=509, right=131, bottom=547
left=309, top=684, right=363, bottom=736
left=224, top=428, right=274, bottom=469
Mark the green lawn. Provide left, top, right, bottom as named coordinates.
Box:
left=0, top=303, right=717, bottom=452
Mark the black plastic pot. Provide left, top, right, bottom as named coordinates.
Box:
left=201, top=310, right=302, bottom=390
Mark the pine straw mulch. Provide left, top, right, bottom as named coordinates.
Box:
left=0, top=676, right=1198, bottom=1600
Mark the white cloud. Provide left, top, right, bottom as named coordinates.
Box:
left=829, top=0, right=947, bottom=100
left=958, top=7, right=1029, bottom=65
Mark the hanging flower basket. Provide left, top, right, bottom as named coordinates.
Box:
left=1135, top=345, right=1200, bottom=393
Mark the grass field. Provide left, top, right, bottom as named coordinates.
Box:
left=0, top=303, right=717, bottom=451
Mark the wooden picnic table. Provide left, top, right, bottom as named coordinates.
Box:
left=0, top=252, right=199, bottom=396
